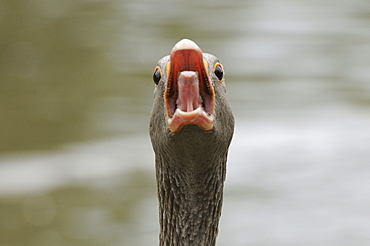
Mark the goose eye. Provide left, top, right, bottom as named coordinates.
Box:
left=153, top=67, right=162, bottom=85
left=214, top=63, right=224, bottom=81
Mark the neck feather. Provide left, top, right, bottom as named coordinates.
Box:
left=155, top=150, right=227, bottom=246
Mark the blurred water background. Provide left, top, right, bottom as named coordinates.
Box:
left=1, top=0, right=369, bottom=245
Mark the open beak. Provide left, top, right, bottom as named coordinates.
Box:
left=164, top=39, right=215, bottom=133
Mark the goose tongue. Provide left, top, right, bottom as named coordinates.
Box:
left=176, top=71, right=202, bottom=114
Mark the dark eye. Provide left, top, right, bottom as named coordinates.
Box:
left=214, top=63, right=224, bottom=81
left=153, top=67, right=162, bottom=85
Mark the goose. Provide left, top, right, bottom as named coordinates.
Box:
left=149, top=39, right=234, bottom=245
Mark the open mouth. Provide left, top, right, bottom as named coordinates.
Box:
left=165, top=39, right=215, bottom=133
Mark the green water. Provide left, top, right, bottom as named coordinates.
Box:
left=1, top=0, right=369, bottom=245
